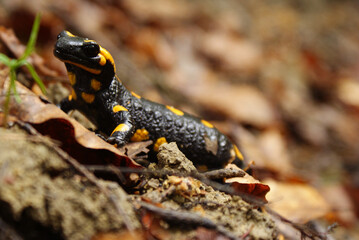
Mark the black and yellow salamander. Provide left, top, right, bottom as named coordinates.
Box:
left=54, top=31, right=244, bottom=169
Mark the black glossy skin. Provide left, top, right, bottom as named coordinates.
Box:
left=55, top=31, right=244, bottom=169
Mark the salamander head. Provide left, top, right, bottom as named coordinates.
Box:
left=54, top=31, right=115, bottom=78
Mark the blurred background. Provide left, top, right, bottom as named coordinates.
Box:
left=1, top=0, right=359, bottom=238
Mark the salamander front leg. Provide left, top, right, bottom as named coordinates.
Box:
left=58, top=95, right=75, bottom=113
left=107, top=120, right=135, bottom=147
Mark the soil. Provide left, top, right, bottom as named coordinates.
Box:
left=141, top=143, right=276, bottom=239
left=0, top=127, right=276, bottom=239
left=0, top=126, right=139, bottom=240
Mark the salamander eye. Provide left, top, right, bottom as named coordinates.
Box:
left=83, top=43, right=100, bottom=58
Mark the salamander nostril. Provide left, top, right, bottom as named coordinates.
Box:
left=57, top=30, right=69, bottom=40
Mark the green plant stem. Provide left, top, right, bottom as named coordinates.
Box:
left=0, top=13, right=44, bottom=126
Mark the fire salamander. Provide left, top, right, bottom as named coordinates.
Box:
left=54, top=31, right=244, bottom=169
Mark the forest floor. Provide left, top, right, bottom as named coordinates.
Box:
left=0, top=0, right=359, bottom=239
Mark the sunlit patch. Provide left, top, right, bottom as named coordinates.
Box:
left=81, top=92, right=95, bottom=103
left=131, top=91, right=141, bottom=99
left=154, top=137, right=167, bottom=152
left=91, top=79, right=102, bottom=91
left=130, top=129, right=149, bottom=142
left=201, top=119, right=214, bottom=128
left=68, top=72, right=76, bottom=85
left=233, top=145, right=244, bottom=161
left=166, top=105, right=184, bottom=116
left=111, top=123, right=130, bottom=135
left=113, top=105, right=128, bottom=112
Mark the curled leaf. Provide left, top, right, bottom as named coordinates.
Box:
left=0, top=78, right=140, bottom=168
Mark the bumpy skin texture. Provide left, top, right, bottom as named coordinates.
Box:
left=55, top=31, right=244, bottom=169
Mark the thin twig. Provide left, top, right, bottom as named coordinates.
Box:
left=138, top=201, right=240, bottom=240
left=266, top=207, right=330, bottom=240
left=86, top=166, right=266, bottom=207
left=203, top=168, right=245, bottom=180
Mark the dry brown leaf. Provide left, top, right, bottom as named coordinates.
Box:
left=201, top=84, right=276, bottom=127
left=258, top=129, right=292, bottom=173
left=0, top=77, right=140, bottom=168
left=337, top=78, right=359, bottom=107
left=126, top=28, right=175, bottom=69
left=91, top=231, right=145, bottom=240
left=331, top=113, right=359, bottom=146
left=264, top=179, right=331, bottom=224
left=122, top=0, right=194, bottom=24
left=191, top=83, right=277, bottom=128
left=236, top=127, right=293, bottom=175
left=72, top=1, right=105, bottom=35
left=197, top=31, right=262, bottom=73
left=320, top=184, right=357, bottom=226
left=225, top=164, right=270, bottom=202
left=140, top=211, right=171, bottom=240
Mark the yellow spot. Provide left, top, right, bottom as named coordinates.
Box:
left=111, top=123, right=130, bottom=135
left=65, top=31, right=75, bottom=37
left=131, top=91, right=141, bottom=99
left=68, top=72, right=76, bottom=85
left=99, top=46, right=116, bottom=72
left=201, top=119, right=214, bottom=128
left=71, top=89, right=77, bottom=100
left=113, top=105, right=128, bottom=112
left=130, top=129, right=149, bottom=142
left=84, top=39, right=94, bottom=43
left=81, top=92, right=95, bottom=103
left=233, top=145, right=244, bottom=161
left=99, top=54, right=106, bottom=66
left=91, top=79, right=102, bottom=91
left=63, top=60, right=101, bottom=75
left=68, top=95, right=73, bottom=101
left=154, top=137, right=167, bottom=152
left=166, top=105, right=184, bottom=116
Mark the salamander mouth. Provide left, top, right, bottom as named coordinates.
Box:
left=54, top=47, right=101, bottom=74
left=54, top=49, right=86, bottom=64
